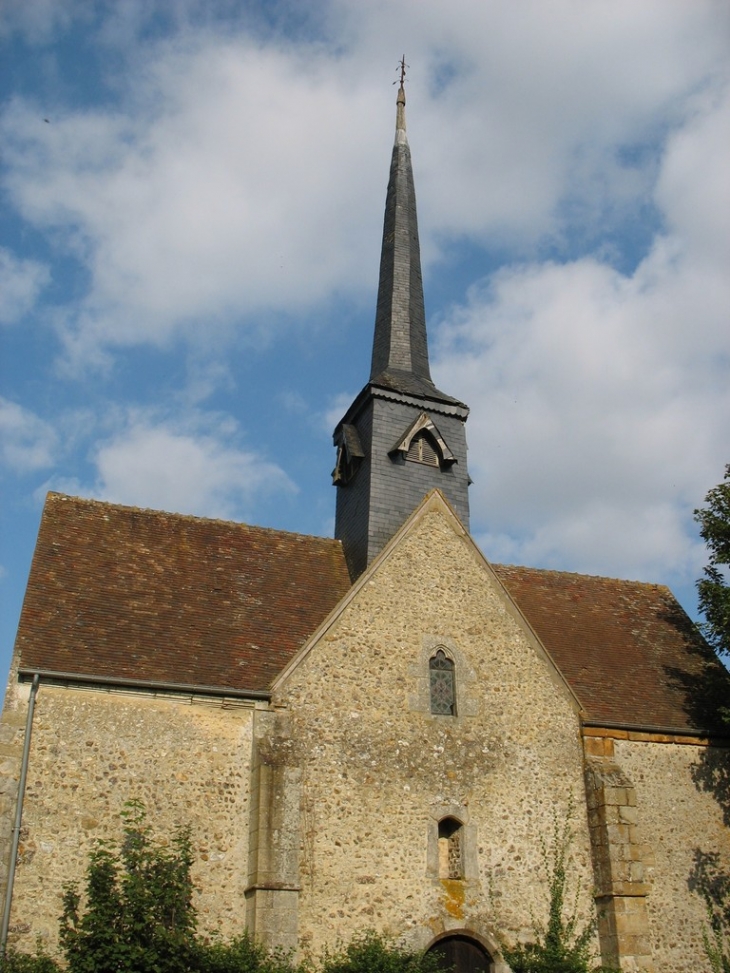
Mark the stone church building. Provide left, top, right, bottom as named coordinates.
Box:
left=1, top=84, right=728, bottom=973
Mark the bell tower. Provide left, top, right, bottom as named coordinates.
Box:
left=333, top=74, right=470, bottom=579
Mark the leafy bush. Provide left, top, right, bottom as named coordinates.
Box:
left=703, top=891, right=730, bottom=973
left=3, top=801, right=440, bottom=973
left=695, top=463, right=730, bottom=662
left=319, top=931, right=442, bottom=973
left=193, top=932, right=300, bottom=973
left=59, top=800, right=197, bottom=973
left=1, top=948, right=61, bottom=972
left=500, top=808, right=618, bottom=973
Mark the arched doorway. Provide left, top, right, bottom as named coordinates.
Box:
left=427, top=933, right=493, bottom=973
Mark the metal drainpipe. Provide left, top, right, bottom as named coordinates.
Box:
left=0, top=673, right=40, bottom=965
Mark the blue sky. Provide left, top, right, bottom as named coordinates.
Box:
left=1, top=0, right=729, bottom=685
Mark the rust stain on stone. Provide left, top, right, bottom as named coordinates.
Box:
left=441, top=878, right=465, bottom=919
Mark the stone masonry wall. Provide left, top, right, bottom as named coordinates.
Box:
left=1, top=684, right=254, bottom=957
left=613, top=737, right=730, bottom=972
left=273, top=501, right=597, bottom=964
left=583, top=746, right=655, bottom=971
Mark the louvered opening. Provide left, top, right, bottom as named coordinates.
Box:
left=407, top=432, right=439, bottom=467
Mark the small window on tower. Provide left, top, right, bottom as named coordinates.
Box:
left=407, top=431, right=440, bottom=467
left=438, top=817, right=464, bottom=880
left=429, top=649, right=456, bottom=715
left=332, top=424, right=365, bottom=486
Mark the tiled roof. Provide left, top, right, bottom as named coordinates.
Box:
left=14, top=494, right=729, bottom=732
left=14, top=494, right=351, bottom=693
left=493, top=563, right=730, bottom=734
left=370, top=371, right=468, bottom=409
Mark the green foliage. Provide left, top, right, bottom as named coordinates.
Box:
left=319, top=931, right=441, bottom=973
left=59, top=799, right=198, bottom=973
left=6, top=802, right=444, bottom=973
left=192, top=932, right=300, bottom=973
left=500, top=808, right=616, bottom=973
left=1, top=945, right=61, bottom=972
left=698, top=863, right=730, bottom=973
left=695, top=464, right=730, bottom=659
left=703, top=903, right=730, bottom=973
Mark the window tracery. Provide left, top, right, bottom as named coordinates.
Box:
left=429, top=649, right=456, bottom=715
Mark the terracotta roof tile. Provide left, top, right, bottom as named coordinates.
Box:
left=15, top=494, right=351, bottom=693
left=493, top=563, right=730, bottom=734
left=14, top=494, right=729, bottom=733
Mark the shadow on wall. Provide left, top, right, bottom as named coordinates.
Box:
left=660, top=601, right=730, bottom=935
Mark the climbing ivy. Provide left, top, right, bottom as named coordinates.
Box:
left=500, top=807, right=619, bottom=973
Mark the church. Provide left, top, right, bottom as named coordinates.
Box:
left=0, top=81, right=728, bottom=973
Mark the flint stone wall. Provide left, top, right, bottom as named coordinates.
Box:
left=2, top=497, right=724, bottom=973
left=1, top=684, right=253, bottom=955
left=0, top=654, right=27, bottom=925
left=614, top=737, right=730, bottom=972
left=273, top=504, right=596, bottom=962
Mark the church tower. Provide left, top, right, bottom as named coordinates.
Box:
left=333, top=78, right=470, bottom=579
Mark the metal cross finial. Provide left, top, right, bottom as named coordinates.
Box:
left=394, top=55, right=408, bottom=87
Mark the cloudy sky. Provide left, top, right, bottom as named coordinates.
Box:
left=1, top=0, right=729, bottom=681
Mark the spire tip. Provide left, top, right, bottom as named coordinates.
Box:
left=394, top=56, right=408, bottom=136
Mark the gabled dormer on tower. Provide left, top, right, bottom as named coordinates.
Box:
left=333, top=79, right=470, bottom=579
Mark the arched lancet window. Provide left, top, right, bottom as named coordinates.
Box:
left=438, top=817, right=464, bottom=880
left=430, top=649, right=456, bottom=715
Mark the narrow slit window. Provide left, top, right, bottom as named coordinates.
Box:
left=430, top=649, right=456, bottom=715
left=438, top=818, right=464, bottom=880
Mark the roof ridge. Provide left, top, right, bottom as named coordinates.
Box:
left=45, top=492, right=341, bottom=547
left=492, top=561, right=672, bottom=591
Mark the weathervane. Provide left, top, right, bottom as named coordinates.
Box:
left=394, top=55, right=409, bottom=88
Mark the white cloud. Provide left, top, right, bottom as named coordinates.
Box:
left=0, top=0, right=91, bottom=43
left=1, top=0, right=726, bottom=368
left=1, top=0, right=728, bottom=611
left=0, top=248, right=50, bottom=324
left=82, top=413, right=295, bottom=518
left=0, top=398, right=57, bottom=472
left=654, top=84, right=730, bottom=275
left=323, top=392, right=355, bottom=434
left=0, top=41, right=387, bottom=364
left=432, top=82, right=730, bottom=584
left=335, top=0, right=730, bottom=248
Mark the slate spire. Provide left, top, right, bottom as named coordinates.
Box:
left=370, top=81, right=432, bottom=388
left=333, top=74, right=470, bottom=580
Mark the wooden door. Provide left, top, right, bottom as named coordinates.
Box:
left=427, top=934, right=492, bottom=973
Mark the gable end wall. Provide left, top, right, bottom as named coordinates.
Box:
left=273, top=505, right=592, bottom=960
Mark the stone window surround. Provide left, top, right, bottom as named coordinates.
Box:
left=389, top=412, right=457, bottom=468
left=438, top=816, right=464, bottom=879
left=430, top=649, right=456, bottom=715
left=409, top=635, right=478, bottom=719
left=426, top=804, right=478, bottom=883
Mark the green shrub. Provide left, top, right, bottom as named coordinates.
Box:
left=320, top=931, right=442, bottom=973
left=59, top=800, right=196, bottom=973
left=1, top=949, right=61, bottom=973
left=500, top=807, right=618, bottom=973
left=703, top=896, right=730, bottom=973
left=193, top=931, right=300, bottom=973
